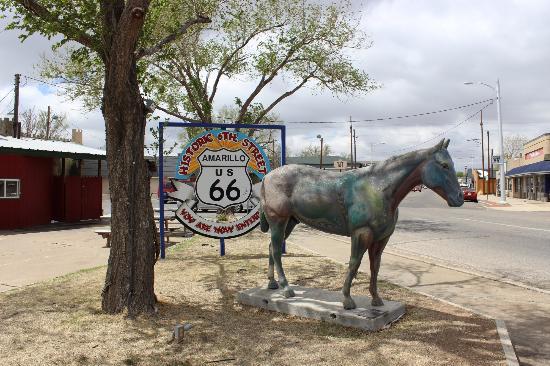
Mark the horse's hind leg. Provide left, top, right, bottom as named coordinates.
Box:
left=342, top=227, right=373, bottom=310
left=267, top=242, right=278, bottom=289
left=368, top=237, right=389, bottom=306
left=270, top=219, right=295, bottom=298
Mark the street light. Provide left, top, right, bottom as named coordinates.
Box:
left=464, top=79, right=505, bottom=203
left=317, top=134, right=323, bottom=169
left=369, top=142, right=386, bottom=167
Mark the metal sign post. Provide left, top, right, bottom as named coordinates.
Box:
left=158, top=121, right=286, bottom=259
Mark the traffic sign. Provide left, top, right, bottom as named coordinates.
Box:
left=492, top=155, right=501, bottom=163
left=334, top=160, right=347, bottom=169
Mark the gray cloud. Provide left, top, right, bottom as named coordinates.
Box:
left=1, top=1, right=549, bottom=170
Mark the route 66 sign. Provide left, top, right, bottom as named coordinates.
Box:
left=195, top=149, right=252, bottom=209
left=169, top=130, right=271, bottom=239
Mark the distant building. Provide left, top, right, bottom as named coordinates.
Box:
left=505, top=133, right=550, bottom=201
left=287, top=156, right=362, bottom=170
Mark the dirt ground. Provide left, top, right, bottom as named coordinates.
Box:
left=0, top=231, right=505, bottom=366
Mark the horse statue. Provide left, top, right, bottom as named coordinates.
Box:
left=259, top=138, right=463, bottom=309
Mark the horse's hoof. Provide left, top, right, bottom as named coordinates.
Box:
left=343, top=297, right=356, bottom=310
left=371, top=297, right=384, bottom=307
left=267, top=279, right=279, bottom=290
left=283, top=288, right=295, bottom=298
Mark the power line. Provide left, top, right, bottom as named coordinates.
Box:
left=0, top=89, right=14, bottom=104
left=283, top=98, right=494, bottom=124
left=0, top=95, right=14, bottom=115
left=21, top=74, right=68, bottom=90
left=389, top=100, right=494, bottom=154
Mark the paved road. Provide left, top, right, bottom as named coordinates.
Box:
left=392, top=190, right=550, bottom=290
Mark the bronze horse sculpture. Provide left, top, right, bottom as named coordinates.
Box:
left=259, top=139, right=463, bottom=309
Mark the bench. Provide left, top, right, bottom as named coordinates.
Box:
left=95, top=228, right=172, bottom=248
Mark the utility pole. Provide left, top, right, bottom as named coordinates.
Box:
left=487, top=130, right=491, bottom=201
left=13, top=74, right=20, bottom=138
left=319, top=137, right=323, bottom=169
left=317, top=134, right=323, bottom=169
left=353, top=129, right=357, bottom=169
left=480, top=110, right=485, bottom=195
left=349, top=116, right=353, bottom=169
left=46, top=105, right=51, bottom=140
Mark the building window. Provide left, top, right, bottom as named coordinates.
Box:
left=0, top=179, right=20, bottom=199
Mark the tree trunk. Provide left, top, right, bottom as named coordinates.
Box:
left=101, top=16, right=157, bottom=315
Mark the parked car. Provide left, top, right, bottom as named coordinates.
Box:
left=462, top=187, right=478, bottom=202
left=157, top=178, right=175, bottom=203
left=412, top=185, right=423, bottom=192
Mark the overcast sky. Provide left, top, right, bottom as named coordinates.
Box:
left=1, top=0, right=549, bottom=171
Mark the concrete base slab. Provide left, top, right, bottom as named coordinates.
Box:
left=237, top=286, right=405, bottom=331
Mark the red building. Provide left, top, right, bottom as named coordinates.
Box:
left=0, top=135, right=106, bottom=229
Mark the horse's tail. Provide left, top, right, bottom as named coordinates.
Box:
left=260, top=209, right=269, bottom=233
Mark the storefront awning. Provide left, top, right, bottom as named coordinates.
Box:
left=506, top=160, right=550, bottom=177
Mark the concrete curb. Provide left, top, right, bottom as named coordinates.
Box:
left=287, top=239, right=520, bottom=365
left=496, top=319, right=520, bottom=366
left=383, top=248, right=550, bottom=296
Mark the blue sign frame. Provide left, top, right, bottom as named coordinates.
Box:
left=158, top=121, right=286, bottom=259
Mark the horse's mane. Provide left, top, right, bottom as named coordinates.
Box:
left=370, top=147, right=432, bottom=172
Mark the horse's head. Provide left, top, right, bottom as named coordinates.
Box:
left=421, top=139, right=464, bottom=207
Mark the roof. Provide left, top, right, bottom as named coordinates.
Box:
left=506, top=160, right=550, bottom=177
left=525, top=133, right=550, bottom=146
left=0, top=136, right=106, bottom=160
left=287, top=155, right=351, bottom=165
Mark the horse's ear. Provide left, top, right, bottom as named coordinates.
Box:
left=434, top=139, right=445, bottom=151
left=443, top=139, right=450, bottom=149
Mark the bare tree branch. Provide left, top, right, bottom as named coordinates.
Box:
left=209, top=22, right=286, bottom=104
left=254, top=74, right=313, bottom=125
left=235, top=41, right=309, bottom=123
left=136, top=15, right=211, bottom=59
left=154, top=62, right=207, bottom=122
left=155, top=105, right=201, bottom=122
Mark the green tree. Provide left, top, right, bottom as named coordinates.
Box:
left=38, top=0, right=377, bottom=132
left=145, top=0, right=377, bottom=128
left=0, top=0, right=211, bottom=315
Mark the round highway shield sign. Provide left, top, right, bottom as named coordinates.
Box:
left=169, top=129, right=271, bottom=239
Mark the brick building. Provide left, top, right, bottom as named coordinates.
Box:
left=505, top=133, right=550, bottom=201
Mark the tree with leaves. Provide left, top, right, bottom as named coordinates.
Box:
left=0, top=0, right=212, bottom=315
left=38, top=0, right=376, bottom=134
left=142, top=0, right=377, bottom=131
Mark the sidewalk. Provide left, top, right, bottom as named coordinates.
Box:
left=480, top=194, right=550, bottom=212
left=0, top=223, right=109, bottom=292
left=288, top=227, right=550, bottom=366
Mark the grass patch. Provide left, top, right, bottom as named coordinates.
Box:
left=0, top=231, right=504, bottom=365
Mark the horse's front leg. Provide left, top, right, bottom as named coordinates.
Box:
left=368, top=237, right=389, bottom=306
left=342, top=227, right=373, bottom=310
left=270, top=219, right=295, bottom=298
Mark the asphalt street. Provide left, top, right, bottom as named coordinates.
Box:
left=392, top=190, right=550, bottom=291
